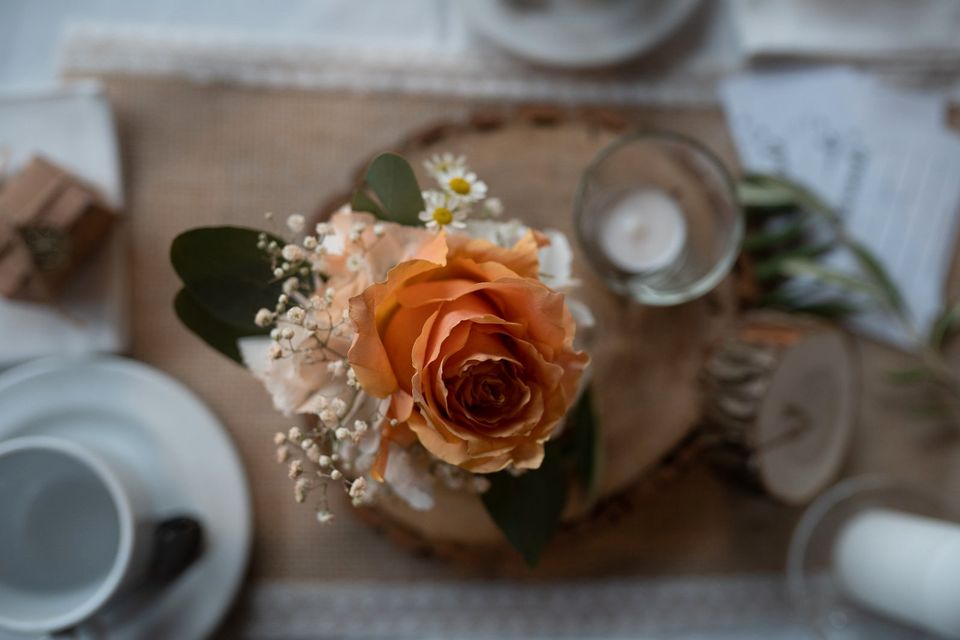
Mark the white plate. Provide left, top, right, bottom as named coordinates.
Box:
left=462, top=0, right=702, bottom=69
left=0, top=356, right=251, bottom=640
left=0, top=82, right=128, bottom=368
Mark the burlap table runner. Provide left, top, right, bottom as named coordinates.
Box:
left=73, top=74, right=960, bottom=633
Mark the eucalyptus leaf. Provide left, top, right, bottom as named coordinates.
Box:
left=350, top=189, right=386, bottom=218
left=174, top=288, right=266, bottom=364
left=171, top=226, right=286, bottom=330
left=481, top=448, right=567, bottom=567
left=363, top=153, right=425, bottom=226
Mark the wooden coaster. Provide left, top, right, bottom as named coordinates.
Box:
left=317, top=107, right=739, bottom=568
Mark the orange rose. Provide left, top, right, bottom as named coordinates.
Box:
left=348, top=230, right=588, bottom=475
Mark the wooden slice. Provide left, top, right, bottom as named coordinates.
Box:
left=701, top=311, right=857, bottom=505
left=318, top=107, right=738, bottom=558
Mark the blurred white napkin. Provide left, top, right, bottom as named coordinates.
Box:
left=0, top=82, right=128, bottom=367
left=732, top=0, right=960, bottom=62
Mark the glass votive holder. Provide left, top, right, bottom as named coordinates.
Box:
left=787, top=475, right=960, bottom=640
left=573, top=131, right=743, bottom=306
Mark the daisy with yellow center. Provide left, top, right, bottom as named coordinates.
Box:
left=423, top=153, right=466, bottom=180
left=418, top=190, right=468, bottom=232
left=439, top=167, right=488, bottom=204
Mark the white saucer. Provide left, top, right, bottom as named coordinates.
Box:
left=0, top=356, right=251, bottom=640
left=462, top=0, right=702, bottom=69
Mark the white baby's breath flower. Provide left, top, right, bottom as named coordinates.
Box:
left=327, top=360, right=345, bottom=377
left=471, top=475, right=492, bottom=493
left=353, top=419, right=368, bottom=434
left=315, top=222, right=331, bottom=236
left=318, top=455, right=332, bottom=468
left=316, top=510, right=334, bottom=524
left=285, top=307, right=306, bottom=324
left=267, top=344, right=283, bottom=360
left=286, top=213, right=305, bottom=233
left=254, top=308, right=274, bottom=327
left=346, top=253, right=365, bottom=272
left=331, top=397, right=348, bottom=417
left=372, top=223, right=385, bottom=238
left=282, top=277, right=300, bottom=295
left=439, top=167, right=487, bottom=203
left=335, top=427, right=350, bottom=440
left=349, top=476, right=368, bottom=499
left=320, top=408, right=338, bottom=426
left=272, top=267, right=284, bottom=279
left=302, top=235, right=318, bottom=249
left=294, top=478, right=309, bottom=503
left=423, top=153, right=466, bottom=180
left=418, top=190, right=468, bottom=231
left=273, top=432, right=287, bottom=445
left=481, top=197, right=503, bottom=218
left=330, top=469, right=343, bottom=481
left=280, top=327, right=295, bottom=340
left=282, top=244, right=304, bottom=262
left=288, top=459, right=303, bottom=479
left=288, top=426, right=303, bottom=443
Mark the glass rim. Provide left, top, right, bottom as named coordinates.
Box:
left=573, top=129, right=743, bottom=306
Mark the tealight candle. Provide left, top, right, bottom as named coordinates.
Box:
left=598, top=188, right=687, bottom=273
left=833, top=508, right=960, bottom=638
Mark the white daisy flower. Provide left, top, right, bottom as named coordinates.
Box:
left=423, top=153, right=466, bottom=181
left=417, top=190, right=468, bottom=231
left=438, top=167, right=488, bottom=203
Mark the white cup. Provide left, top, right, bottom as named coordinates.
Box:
left=0, top=436, right=153, bottom=636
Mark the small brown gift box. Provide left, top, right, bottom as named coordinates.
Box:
left=0, top=156, right=117, bottom=301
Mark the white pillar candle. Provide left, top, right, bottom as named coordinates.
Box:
left=833, top=508, right=960, bottom=638
left=599, top=188, right=686, bottom=273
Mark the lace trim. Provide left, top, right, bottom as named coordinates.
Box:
left=231, top=575, right=811, bottom=638
left=58, top=23, right=730, bottom=106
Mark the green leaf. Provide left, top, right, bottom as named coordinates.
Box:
left=481, top=450, right=567, bottom=567
left=363, top=153, right=424, bottom=226
left=929, top=298, right=960, bottom=350
left=846, top=240, right=907, bottom=317
left=781, top=258, right=882, bottom=300
left=174, top=288, right=266, bottom=364
left=886, top=367, right=941, bottom=385
left=737, top=176, right=799, bottom=210
left=754, top=243, right=835, bottom=281
left=743, top=215, right=810, bottom=253
left=171, top=226, right=285, bottom=330
left=350, top=189, right=386, bottom=218
left=566, top=388, right=601, bottom=499
left=739, top=174, right=839, bottom=224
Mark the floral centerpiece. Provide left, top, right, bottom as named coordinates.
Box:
left=171, top=153, right=597, bottom=565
